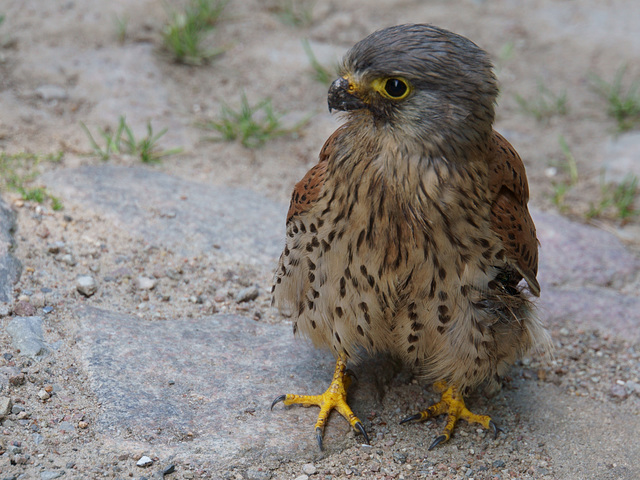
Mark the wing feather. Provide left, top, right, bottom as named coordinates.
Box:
left=487, top=131, right=540, bottom=296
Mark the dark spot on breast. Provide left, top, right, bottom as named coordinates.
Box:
left=311, top=320, right=317, bottom=329
left=335, top=332, right=341, bottom=343
left=358, top=302, right=369, bottom=312
left=438, top=291, right=448, bottom=301
left=357, top=325, right=364, bottom=336
left=336, top=306, right=343, bottom=317
left=408, top=334, right=419, bottom=343
left=407, top=345, right=416, bottom=353
left=308, top=272, right=315, bottom=282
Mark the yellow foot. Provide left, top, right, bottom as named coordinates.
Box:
left=400, top=380, right=502, bottom=450
left=271, top=354, right=369, bottom=450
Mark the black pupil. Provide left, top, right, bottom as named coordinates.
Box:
left=385, top=78, right=407, bottom=97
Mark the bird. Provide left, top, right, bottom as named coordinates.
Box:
left=271, top=23, right=550, bottom=451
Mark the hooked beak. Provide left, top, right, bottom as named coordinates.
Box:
left=328, top=77, right=367, bottom=112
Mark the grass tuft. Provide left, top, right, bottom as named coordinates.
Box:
left=0, top=151, right=64, bottom=209
left=80, top=116, right=182, bottom=163
left=515, top=82, right=568, bottom=122
left=162, top=0, right=227, bottom=65
left=590, top=66, right=640, bottom=131
left=204, top=93, right=308, bottom=148
left=301, top=39, right=336, bottom=85
left=271, top=0, right=316, bottom=27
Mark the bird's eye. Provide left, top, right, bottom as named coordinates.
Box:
left=384, top=78, right=408, bottom=98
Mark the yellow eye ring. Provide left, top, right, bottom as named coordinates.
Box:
left=372, top=77, right=411, bottom=100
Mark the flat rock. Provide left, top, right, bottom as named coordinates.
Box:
left=41, top=166, right=287, bottom=265
left=6, top=316, right=51, bottom=359
left=0, top=198, right=22, bottom=302
left=533, top=209, right=640, bottom=340
left=76, top=307, right=368, bottom=468
left=533, top=209, right=640, bottom=289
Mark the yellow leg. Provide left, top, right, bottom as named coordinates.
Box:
left=271, top=354, right=369, bottom=450
left=400, top=380, right=501, bottom=450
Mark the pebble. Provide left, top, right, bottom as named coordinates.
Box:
left=58, top=253, right=77, bottom=266
left=6, top=316, right=51, bottom=359
left=9, top=373, right=25, bottom=386
left=47, top=241, right=66, bottom=254
left=0, top=396, right=12, bottom=417
left=35, top=84, right=68, bottom=101
left=43, top=306, right=54, bottom=314
left=162, top=464, right=176, bottom=475
left=492, top=460, right=506, bottom=468
left=235, top=286, right=260, bottom=303
left=41, top=470, right=65, bottom=480
left=137, top=456, right=154, bottom=467
left=136, top=276, right=157, bottom=291
left=76, top=275, right=98, bottom=297
left=610, top=384, right=628, bottom=400
left=13, top=300, right=37, bottom=316
left=293, top=476, right=309, bottom=480
left=31, top=292, right=46, bottom=308
left=38, top=389, right=51, bottom=401
left=0, top=302, right=11, bottom=316
left=302, top=463, right=317, bottom=475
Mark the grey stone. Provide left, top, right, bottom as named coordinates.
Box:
left=136, top=276, right=157, bottom=291
left=77, top=306, right=374, bottom=469
left=302, top=464, right=317, bottom=475
left=40, top=471, right=65, bottom=480
left=603, top=131, right=640, bottom=184
left=137, top=456, right=153, bottom=467
left=533, top=209, right=640, bottom=289
left=35, top=84, right=68, bottom=101
left=0, top=199, right=22, bottom=303
left=6, top=316, right=51, bottom=359
left=0, top=396, right=11, bottom=418
left=41, top=166, right=287, bottom=264
left=236, top=286, right=260, bottom=303
left=76, top=275, right=97, bottom=297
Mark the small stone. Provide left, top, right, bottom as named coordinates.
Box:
left=11, top=404, right=25, bottom=414
left=47, top=241, right=66, bottom=254
left=235, top=286, right=259, bottom=303
left=43, top=306, right=54, bottom=314
left=35, top=84, right=68, bottom=101
left=76, top=275, right=98, bottom=297
left=31, top=292, right=46, bottom=308
left=162, top=464, right=176, bottom=475
left=9, top=373, right=25, bottom=386
left=59, top=253, right=77, bottom=266
left=6, top=316, right=51, bottom=359
left=0, top=302, right=12, bottom=316
left=41, top=470, right=65, bottom=480
left=78, top=421, right=89, bottom=429
left=492, top=460, right=506, bottom=468
left=625, top=380, right=640, bottom=396
left=13, top=300, right=37, bottom=316
left=137, top=456, right=153, bottom=467
left=38, top=389, right=51, bottom=401
left=136, top=276, right=157, bottom=291
left=0, top=396, right=12, bottom=417
left=293, top=476, right=309, bottom=480
left=302, top=463, right=317, bottom=475
left=610, top=384, right=628, bottom=400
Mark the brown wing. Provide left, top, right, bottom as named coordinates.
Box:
left=285, top=126, right=344, bottom=222
left=487, top=131, right=541, bottom=296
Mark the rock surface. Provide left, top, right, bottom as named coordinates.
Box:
left=6, top=316, right=51, bottom=360
left=0, top=199, right=22, bottom=303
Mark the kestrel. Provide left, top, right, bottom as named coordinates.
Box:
left=271, top=24, right=549, bottom=450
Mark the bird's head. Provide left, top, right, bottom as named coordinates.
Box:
left=329, top=24, right=499, bottom=153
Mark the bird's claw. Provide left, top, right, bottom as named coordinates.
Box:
left=270, top=394, right=287, bottom=411
left=489, top=420, right=503, bottom=439
left=355, top=421, right=370, bottom=445
left=316, top=427, right=324, bottom=451
left=428, top=434, right=448, bottom=451
left=399, top=413, right=423, bottom=425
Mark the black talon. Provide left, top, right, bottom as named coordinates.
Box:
left=428, top=434, right=447, bottom=451
left=489, top=420, right=503, bottom=439
left=270, top=394, right=287, bottom=410
left=399, top=413, right=422, bottom=425
left=355, top=421, right=370, bottom=445
left=316, top=427, right=324, bottom=451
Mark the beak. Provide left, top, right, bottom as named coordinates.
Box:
left=328, top=77, right=367, bottom=112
